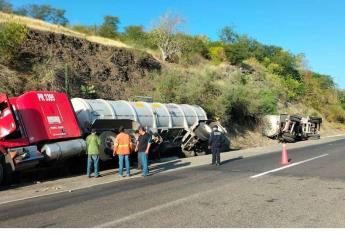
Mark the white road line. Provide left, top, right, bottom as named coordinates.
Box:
left=250, top=153, right=329, bottom=179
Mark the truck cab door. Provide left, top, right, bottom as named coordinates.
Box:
left=0, top=94, right=17, bottom=139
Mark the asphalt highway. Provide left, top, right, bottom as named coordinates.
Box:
left=1, top=138, right=345, bottom=227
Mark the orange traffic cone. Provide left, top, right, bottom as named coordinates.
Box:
left=281, top=144, right=290, bottom=165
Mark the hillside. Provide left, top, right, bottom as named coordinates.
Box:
left=0, top=12, right=131, bottom=48
left=1, top=12, right=345, bottom=149
left=0, top=12, right=161, bottom=99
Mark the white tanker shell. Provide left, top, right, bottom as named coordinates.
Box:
left=71, top=98, right=208, bottom=132
left=262, top=115, right=281, bottom=138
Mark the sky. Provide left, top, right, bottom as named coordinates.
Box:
left=10, top=0, right=345, bottom=88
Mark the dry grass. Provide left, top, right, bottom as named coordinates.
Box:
left=231, top=129, right=277, bottom=149
left=0, top=12, right=130, bottom=48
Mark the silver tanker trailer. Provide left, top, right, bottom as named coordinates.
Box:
left=71, top=98, right=230, bottom=160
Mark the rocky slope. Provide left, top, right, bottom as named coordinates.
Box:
left=1, top=28, right=161, bottom=99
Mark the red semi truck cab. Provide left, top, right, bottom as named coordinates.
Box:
left=0, top=91, right=84, bottom=176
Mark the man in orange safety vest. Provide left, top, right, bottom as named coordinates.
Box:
left=113, top=127, right=132, bottom=177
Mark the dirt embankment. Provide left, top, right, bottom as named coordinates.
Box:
left=1, top=28, right=161, bottom=99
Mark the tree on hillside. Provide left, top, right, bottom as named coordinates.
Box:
left=174, top=33, right=210, bottom=64
left=219, top=26, right=239, bottom=44
left=14, top=4, right=68, bottom=25
left=150, top=12, right=185, bottom=62
left=98, top=16, right=120, bottom=39
left=123, top=25, right=145, bottom=41
left=224, top=35, right=253, bottom=65
left=122, top=25, right=155, bottom=48
left=0, top=0, right=12, bottom=13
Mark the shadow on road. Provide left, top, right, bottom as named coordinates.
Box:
left=221, top=156, right=243, bottom=165
left=149, top=160, right=191, bottom=175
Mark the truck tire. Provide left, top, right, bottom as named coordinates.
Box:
left=281, top=133, right=296, bottom=143
left=309, top=117, right=322, bottom=124
left=290, top=115, right=302, bottom=122
left=99, top=131, right=117, bottom=161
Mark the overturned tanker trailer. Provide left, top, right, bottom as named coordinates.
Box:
left=71, top=98, right=230, bottom=160
left=262, top=114, right=322, bottom=143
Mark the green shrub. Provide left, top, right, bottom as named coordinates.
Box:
left=0, top=22, right=27, bottom=62
left=151, top=69, right=185, bottom=103
left=282, top=77, right=305, bottom=102
left=258, top=90, right=278, bottom=115
left=208, top=46, right=225, bottom=65
left=324, top=105, right=345, bottom=123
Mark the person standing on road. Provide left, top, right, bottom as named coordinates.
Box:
left=208, top=125, right=225, bottom=166
left=113, top=127, right=132, bottom=177
left=135, top=126, right=151, bottom=177
left=86, top=128, right=101, bottom=178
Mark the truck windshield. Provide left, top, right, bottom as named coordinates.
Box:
left=0, top=101, right=8, bottom=114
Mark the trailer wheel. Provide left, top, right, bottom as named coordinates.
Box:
left=99, top=131, right=117, bottom=161
left=281, top=133, right=296, bottom=143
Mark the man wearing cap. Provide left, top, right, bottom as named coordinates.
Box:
left=135, top=126, right=151, bottom=176
left=86, top=129, right=101, bottom=178
left=113, top=127, right=132, bottom=177
left=208, top=125, right=225, bottom=166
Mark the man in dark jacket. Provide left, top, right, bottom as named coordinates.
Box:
left=135, top=126, right=151, bottom=176
left=208, top=125, right=225, bottom=166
